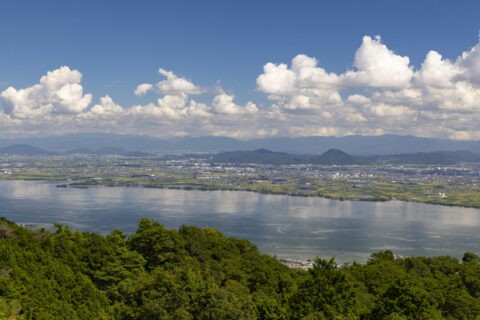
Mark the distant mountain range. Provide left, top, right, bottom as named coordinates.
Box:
left=0, top=144, right=59, bottom=156
left=208, top=149, right=480, bottom=165
left=1, top=143, right=479, bottom=165
left=372, top=150, right=480, bottom=165
left=0, top=144, right=152, bottom=157
left=0, top=133, right=479, bottom=155
left=64, top=147, right=152, bottom=157
left=209, top=149, right=359, bottom=165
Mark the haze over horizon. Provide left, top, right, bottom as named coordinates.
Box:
left=1, top=1, right=480, bottom=140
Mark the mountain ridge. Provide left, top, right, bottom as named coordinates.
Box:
left=0, top=144, right=59, bottom=156
left=1, top=142, right=479, bottom=164
left=209, top=149, right=480, bottom=165
left=0, top=133, right=479, bottom=155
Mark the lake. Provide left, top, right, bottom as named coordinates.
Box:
left=1, top=180, right=480, bottom=263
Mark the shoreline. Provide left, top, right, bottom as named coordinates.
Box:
left=1, top=176, right=480, bottom=209
left=58, top=179, right=480, bottom=209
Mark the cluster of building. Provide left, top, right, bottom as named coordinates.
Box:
left=1, top=155, right=479, bottom=196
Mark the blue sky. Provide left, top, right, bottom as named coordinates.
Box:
left=1, top=0, right=480, bottom=139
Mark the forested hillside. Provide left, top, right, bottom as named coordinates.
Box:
left=0, top=217, right=479, bottom=319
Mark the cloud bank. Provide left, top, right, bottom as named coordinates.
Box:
left=2, top=35, right=480, bottom=140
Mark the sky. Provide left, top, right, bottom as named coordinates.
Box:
left=1, top=0, right=480, bottom=140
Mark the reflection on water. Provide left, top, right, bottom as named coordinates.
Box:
left=1, top=180, right=480, bottom=263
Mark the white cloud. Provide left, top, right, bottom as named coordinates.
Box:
left=456, top=42, right=480, bottom=85
left=291, top=55, right=339, bottom=88
left=257, top=62, right=296, bottom=97
left=412, top=46, right=480, bottom=112
left=155, top=94, right=189, bottom=119
left=365, top=103, right=415, bottom=118
left=415, top=51, right=458, bottom=88
left=89, top=95, right=124, bottom=115
left=187, top=100, right=211, bottom=118
left=211, top=92, right=258, bottom=114
left=156, top=68, right=203, bottom=95
left=134, top=83, right=153, bottom=96
left=254, top=35, right=480, bottom=139
left=157, top=93, right=187, bottom=110
left=128, top=103, right=160, bottom=117
left=257, top=54, right=341, bottom=111
left=341, top=35, right=413, bottom=88
left=347, top=94, right=370, bottom=105
left=3, top=36, right=480, bottom=140
left=1, top=66, right=92, bottom=118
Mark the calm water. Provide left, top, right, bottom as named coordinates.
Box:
left=1, top=180, right=480, bottom=263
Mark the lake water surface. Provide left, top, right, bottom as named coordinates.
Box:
left=1, top=180, right=480, bottom=263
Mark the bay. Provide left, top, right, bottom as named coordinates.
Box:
left=1, top=180, right=479, bottom=263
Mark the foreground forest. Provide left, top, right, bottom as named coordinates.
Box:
left=0, top=218, right=479, bottom=319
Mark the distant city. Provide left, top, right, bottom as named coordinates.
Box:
left=1, top=134, right=479, bottom=208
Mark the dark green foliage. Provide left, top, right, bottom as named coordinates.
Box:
left=291, top=258, right=360, bottom=319
left=0, top=217, right=479, bottom=319
left=128, top=218, right=185, bottom=268
left=0, top=219, right=111, bottom=319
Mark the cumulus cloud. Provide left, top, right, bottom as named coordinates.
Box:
left=257, top=36, right=415, bottom=114
left=129, top=65, right=261, bottom=124
left=341, top=35, right=413, bottom=88
left=156, top=68, right=203, bottom=95
left=129, top=68, right=212, bottom=121
left=415, top=51, right=458, bottom=88
left=255, top=34, right=480, bottom=139
left=456, top=42, right=480, bottom=85
left=412, top=45, right=480, bottom=112
left=415, top=44, right=480, bottom=90
left=157, top=93, right=187, bottom=110
left=257, top=62, right=296, bottom=96
left=187, top=100, right=211, bottom=118
left=134, top=83, right=153, bottom=96
left=3, top=35, right=480, bottom=140
left=257, top=35, right=417, bottom=114
left=1, top=66, right=92, bottom=118
left=211, top=92, right=258, bottom=114
left=89, top=95, right=124, bottom=115
left=257, top=54, right=341, bottom=111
